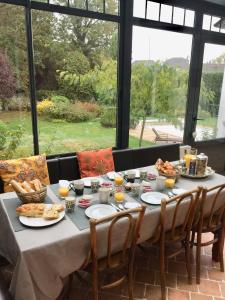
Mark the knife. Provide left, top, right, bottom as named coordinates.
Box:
left=110, top=203, right=121, bottom=211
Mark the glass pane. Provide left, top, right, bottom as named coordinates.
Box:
left=195, top=43, right=225, bottom=141
left=173, top=7, right=185, bottom=25
left=185, top=10, right=195, bottom=27
left=211, top=16, right=220, bottom=32
left=0, top=4, right=33, bottom=159
left=147, top=1, right=160, bottom=21
left=133, top=0, right=146, bottom=18
left=160, top=5, right=172, bottom=24
left=130, top=27, right=193, bottom=148
left=203, top=14, right=211, bottom=30
left=32, top=10, right=118, bottom=155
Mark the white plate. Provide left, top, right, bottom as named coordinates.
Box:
left=172, top=188, right=187, bottom=195
left=107, top=171, right=120, bottom=180
left=141, top=192, right=168, bottom=205
left=19, top=204, right=65, bottom=228
left=82, top=177, right=104, bottom=187
left=124, top=202, right=141, bottom=209
left=125, top=170, right=140, bottom=178
left=85, top=204, right=117, bottom=219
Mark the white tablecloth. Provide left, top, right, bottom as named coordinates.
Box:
left=0, top=167, right=225, bottom=300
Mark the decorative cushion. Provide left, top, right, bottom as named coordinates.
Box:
left=77, top=148, right=115, bottom=178
left=0, top=155, right=50, bottom=192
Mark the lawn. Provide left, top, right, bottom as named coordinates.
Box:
left=1, top=112, right=154, bottom=158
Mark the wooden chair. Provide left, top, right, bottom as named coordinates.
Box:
left=140, top=188, right=201, bottom=300
left=152, top=128, right=182, bottom=143
left=75, top=206, right=146, bottom=300
left=191, top=183, right=225, bottom=284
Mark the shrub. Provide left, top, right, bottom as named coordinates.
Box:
left=37, top=99, right=54, bottom=115
left=7, top=96, right=30, bottom=111
left=65, top=108, right=92, bottom=123
left=73, top=101, right=101, bottom=117
left=51, top=95, right=70, bottom=104
left=100, top=107, right=116, bottom=128
left=0, top=120, right=7, bottom=150
left=36, top=90, right=56, bottom=101
left=0, top=121, right=24, bottom=159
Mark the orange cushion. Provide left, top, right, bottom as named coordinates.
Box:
left=77, top=148, right=115, bottom=178
left=0, top=155, right=50, bottom=192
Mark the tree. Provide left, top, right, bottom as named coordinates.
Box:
left=131, top=62, right=188, bottom=146
left=0, top=51, right=16, bottom=110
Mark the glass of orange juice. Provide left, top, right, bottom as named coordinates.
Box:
left=114, top=176, right=123, bottom=186
left=58, top=187, right=69, bottom=198
left=165, top=178, right=175, bottom=189
left=114, top=191, right=125, bottom=203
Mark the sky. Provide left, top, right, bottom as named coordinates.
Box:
left=132, top=0, right=225, bottom=63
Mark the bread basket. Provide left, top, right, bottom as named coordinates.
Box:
left=16, top=187, right=47, bottom=204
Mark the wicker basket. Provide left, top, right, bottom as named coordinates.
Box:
left=16, top=187, right=47, bottom=204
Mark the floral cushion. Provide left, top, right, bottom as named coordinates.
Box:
left=0, top=155, right=50, bottom=192
left=77, top=148, right=115, bottom=178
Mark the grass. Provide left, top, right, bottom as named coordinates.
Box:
left=0, top=111, right=154, bottom=158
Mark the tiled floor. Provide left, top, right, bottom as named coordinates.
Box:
left=66, top=233, right=225, bottom=300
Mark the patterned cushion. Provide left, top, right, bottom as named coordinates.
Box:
left=0, top=155, right=50, bottom=192
left=77, top=148, right=115, bottom=178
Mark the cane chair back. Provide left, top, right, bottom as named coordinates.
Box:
left=161, top=188, right=202, bottom=244
left=200, top=184, right=225, bottom=231
left=89, top=205, right=146, bottom=296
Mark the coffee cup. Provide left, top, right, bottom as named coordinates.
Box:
left=156, top=176, right=166, bottom=191
left=65, top=196, right=76, bottom=213
left=140, top=169, right=148, bottom=181
left=131, top=183, right=140, bottom=197
left=99, top=187, right=110, bottom=204
left=73, top=180, right=84, bottom=196
left=91, top=178, right=100, bottom=193
left=126, top=170, right=136, bottom=183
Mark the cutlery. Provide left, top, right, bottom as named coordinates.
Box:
left=167, top=191, right=174, bottom=198
left=118, top=204, right=125, bottom=210
left=110, top=203, right=121, bottom=211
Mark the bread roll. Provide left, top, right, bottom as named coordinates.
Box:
left=21, top=181, right=35, bottom=193
left=10, top=180, right=27, bottom=194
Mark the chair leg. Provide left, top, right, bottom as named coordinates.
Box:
left=190, top=230, right=195, bottom=249
left=219, top=229, right=225, bottom=272
left=160, top=244, right=166, bottom=300
left=196, top=232, right=201, bottom=284
left=128, top=264, right=134, bottom=300
left=185, top=239, right=192, bottom=284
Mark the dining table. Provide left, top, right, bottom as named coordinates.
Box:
left=0, top=164, right=225, bottom=300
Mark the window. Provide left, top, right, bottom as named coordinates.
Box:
left=133, top=0, right=195, bottom=28
left=0, top=4, right=33, bottom=159
left=195, top=43, right=225, bottom=141
left=129, top=27, right=192, bottom=148
left=32, top=10, right=119, bottom=155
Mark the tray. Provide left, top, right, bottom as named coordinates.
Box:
left=181, top=167, right=215, bottom=179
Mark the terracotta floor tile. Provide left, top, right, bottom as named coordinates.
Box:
left=190, top=292, right=213, bottom=300
left=220, top=283, right=225, bottom=297
left=198, top=279, right=221, bottom=297
left=177, top=275, right=198, bottom=292
left=146, top=284, right=163, bottom=300
left=155, top=271, right=177, bottom=288
left=135, top=268, right=155, bottom=284
left=168, top=261, right=188, bottom=275
left=207, top=268, right=225, bottom=281
left=214, top=298, right=225, bottom=300
left=167, top=288, right=190, bottom=300
left=176, top=251, right=195, bottom=264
